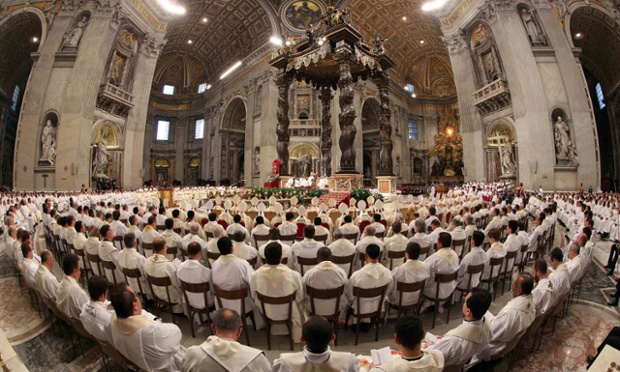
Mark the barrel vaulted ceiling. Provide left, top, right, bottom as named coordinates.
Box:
left=153, top=0, right=453, bottom=98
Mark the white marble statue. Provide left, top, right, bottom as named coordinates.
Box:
left=40, top=120, right=57, bottom=165
left=62, top=15, right=89, bottom=49
left=254, top=148, right=260, bottom=175
left=500, top=144, right=516, bottom=175
left=93, top=140, right=110, bottom=177
left=554, top=116, right=571, bottom=159
left=521, top=8, right=544, bottom=45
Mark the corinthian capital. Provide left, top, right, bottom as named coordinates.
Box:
left=441, top=33, right=467, bottom=54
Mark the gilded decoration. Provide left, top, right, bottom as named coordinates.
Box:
left=471, top=23, right=492, bottom=47
left=92, top=122, right=120, bottom=148
left=290, top=143, right=318, bottom=159
left=429, top=106, right=463, bottom=177
left=155, top=158, right=170, bottom=168
left=189, top=157, right=200, bottom=167
left=281, top=0, right=326, bottom=33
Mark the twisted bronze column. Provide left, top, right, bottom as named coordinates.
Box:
left=319, top=85, right=333, bottom=177
left=334, top=46, right=357, bottom=173
left=376, top=71, right=393, bottom=175
left=275, top=72, right=293, bottom=175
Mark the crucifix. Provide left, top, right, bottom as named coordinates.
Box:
left=488, top=133, right=510, bottom=163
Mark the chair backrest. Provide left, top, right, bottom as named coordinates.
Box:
left=387, top=249, right=406, bottom=270
left=214, top=285, right=249, bottom=315
left=432, top=271, right=458, bottom=301
left=352, top=284, right=389, bottom=317
left=256, top=292, right=295, bottom=322
left=343, top=233, right=358, bottom=244
left=254, top=233, right=270, bottom=249
left=101, top=260, right=118, bottom=283
left=295, top=223, right=306, bottom=239
left=306, top=285, right=345, bottom=317
left=314, top=234, right=328, bottom=244
left=179, top=278, right=210, bottom=310
left=331, top=253, right=356, bottom=277
left=123, top=267, right=144, bottom=294
left=205, top=231, right=214, bottom=240
left=396, top=280, right=426, bottom=309
left=485, top=256, right=504, bottom=281
left=156, top=225, right=166, bottom=232
left=113, top=236, right=124, bottom=250
left=296, top=256, right=317, bottom=276
left=359, top=220, right=370, bottom=234
left=173, top=228, right=182, bottom=234
left=452, top=238, right=466, bottom=251
left=279, top=233, right=296, bottom=245
left=207, top=251, right=221, bottom=262
left=142, top=242, right=154, bottom=255
left=246, top=256, right=258, bottom=269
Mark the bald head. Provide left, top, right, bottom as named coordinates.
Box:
left=213, top=225, right=225, bottom=238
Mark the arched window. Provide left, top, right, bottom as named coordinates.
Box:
left=596, top=83, right=605, bottom=109
left=10, top=85, right=20, bottom=111
left=408, top=119, right=418, bottom=140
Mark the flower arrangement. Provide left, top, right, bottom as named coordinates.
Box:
left=265, top=174, right=280, bottom=183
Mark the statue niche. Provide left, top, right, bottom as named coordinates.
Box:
left=429, top=106, right=463, bottom=177
left=469, top=23, right=504, bottom=86
left=552, top=109, right=578, bottom=166
left=60, top=13, right=90, bottom=51
left=104, top=28, right=139, bottom=91
left=39, top=113, right=59, bottom=166
left=518, top=4, right=547, bottom=46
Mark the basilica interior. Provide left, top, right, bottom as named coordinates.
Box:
left=1, top=0, right=620, bottom=371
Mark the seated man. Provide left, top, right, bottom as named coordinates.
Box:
left=85, top=225, right=102, bottom=276
left=98, top=224, right=124, bottom=283
left=482, top=228, right=506, bottom=282
left=457, top=231, right=487, bottom=291
left=427, top=219, right=446, bottom=246
left=35, top=250, right=60, bottom=301
left=226, top=214, right=251, bottom=244
left=355, top=226, right=384, bottom=267
left=408, top=219, right=432, bottom=260
left=231, top=230, right=259, bottom=262
left=345, top=244, right=393, bottom=330
left=313, top=217, right=331, bottom=244
left=328, top=229, right=357, bottom=275
left=56, top=253, right=89, bottom=319
left=427, top=288, right=493, bottom=368
left=206, top=225, right=227, bottom=267
left=369, top=213, right=386, bottom=234
left=470, top=273, right=536, bottom=366
left=257, top=228, right=295, bottom=270
left=80, top=275, right=113, bottom=341
left=161, top=218, right=183, bottom=260
left=21, top=245, right=40, bottom=288
left=143, top=237, right=184, bottom=314
left=251, top=216, right=270, bottom=244
left=387, top=242, right=429, bottom=314
left=423, top=232, right=459, bottom=303
left=449, top=218, right=467, bottom=257
left=383, top=222, right=409, bottom=268
left=108, top=283, right=185, bottom=371
left=302, top=247, right=348, bottom=315
left=117, top=232, right=150, bottom=297
left=531, top=259, right=555, bottom=316
left=182, top=223, right=207, bottom=258
left=548, top=247, right=571, bottom=302
left=273, top=315, right=359, bottom=371
left=183, top=308, right=270, bottom=372
left=370, top=315, right=444, bottom=371
left=250, top=242, right=304, bottom=342
left=278, top=212, right=298, bottom=236
left=291, top=225, right=323, bottom=274
left=141, top=216, right=161, bottom=257
left=565, top=242, right=584, bottom=283
left=339, top=215, right=359, bottom=239
left=177, top=242, right=214, bottom=314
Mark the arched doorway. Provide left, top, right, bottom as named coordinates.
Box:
left=570, top=6, right=620, bottom=190
left=220, top=98, right=246, bottom=186
left=361, top=98, right=380, bottom=187
left=485, top=120, right=517, bottom=182
left=0, top=12, right=42, bottom=187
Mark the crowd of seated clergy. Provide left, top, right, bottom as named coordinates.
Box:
left=6, top=182, right=603, bottom=371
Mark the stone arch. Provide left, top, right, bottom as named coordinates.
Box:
left=220, top=97, right=247, bottom=184
left=361, top=97, right=380, bottom=132
left=0, top=7, right=47, bottom=50
left=220, top=97, right=248, bottom=130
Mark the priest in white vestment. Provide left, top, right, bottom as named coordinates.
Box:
left=370, top=315, right=444, bottom=372
left=108, top=283, right=185, bottom=371
left=231, top=230, right=259, bottom=263
left=386, top=242, right=430, bottom=314
left=426, top=288, right=493, bottom=367
left=183, top=308, right=270, bottom=372
left=117, top=233, right=151, bottom=297
left=408, top=219, right=432, bottom=260
left=278, top=213, right=298, bottom=236
left=354, top=226, right=384, bottom=269
left=177, top=242, right=214, bottom=313
left=250, top=242, right=304, bottom=342
left=80, top=275, right=114, bottom=341
left=85, top=225, right=103, bottom=276
left=182, top=223, right=207, bottom=259
left=206, top=225, right=227, bottom=266
left=210, top=237, right=263, bottom=329
left=302, top=247, right=348, bottom=316
left=21, top=245, right=40, bottom=288
left=292, top=225, right=324, bottom=274
left=548, top=248, right=571, bottom=303
left=143, top=237, right=184, bottom=313
left=345, top=244, right=393, bottom=325
left=257, top=228, right=295, bottom=270
left=35, top=250, right=60, bottom=301
left=328, top=230, right=357, bottom=275
left=98, top=224, right=124, bottom=284
left=423, top=232, right=459, bottom=300
left=565, top=242, right=584, bottom=283
left=56, top=253, right=89, bottom=319
left=470, top=273, right=536, bottom=366
left=456, top=231, right=487, bottom=291
left=481, top=228, right=506, bottom=282
left=383, top=222, right=409, bottom=269
left=272, top=315, right=359, bottom=372
left=531, top=259, right=556, bottom=316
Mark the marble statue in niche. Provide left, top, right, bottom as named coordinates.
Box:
left=298, top=154, right=312, bottom=177
left=554, top=116, right=578, bottom=165
left=61, top=15, right=89, bottom=50
left=500, top=144, right=516, bottom=175
left=254, top=147, right=260, bottom=176
left=92, top=140, right=110, bottom=177
left=520, top=7, right=547, bottom=46
left=483, top=52, right=499, bottom=82
left=40, top=119, right=57, bottom=165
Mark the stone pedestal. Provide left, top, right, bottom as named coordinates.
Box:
left=279, top=176, right=292, bottom=188
left=376, top=176, right=397, bottom=194
left=332, top=173, right=363, bottom=191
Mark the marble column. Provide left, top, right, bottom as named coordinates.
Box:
left=275, top=72, right=293, bottom=176
left=375, top=72, right=394, bottom=176
left=319, top=85, right=333, bottom=177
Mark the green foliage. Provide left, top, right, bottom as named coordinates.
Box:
left=249, top=186, right=328, bottom=201
left=350, top=188, right=384, bottom=203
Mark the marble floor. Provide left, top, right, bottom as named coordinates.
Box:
left=0, top=227, right=618, bottom=371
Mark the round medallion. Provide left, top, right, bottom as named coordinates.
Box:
left=280, top=0, right=326, bottom=33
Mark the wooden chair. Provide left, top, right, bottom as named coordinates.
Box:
left=87, top=252, right=103, bottom=276
left=386, top=250, right=406, bottom=270
left=423, top=271, right=458, bottom=328
left=499, top=250, right=518, bottom=295
left=146, top=274, right=179, bottom=324
left=113, top=236, right=124, bottom=250
left=345, top=284, right=389, bottom=345
left=452, top=239, right=466, bottom=258
left=253, top=233, right=270, bottom=250
left=332, top=253, right=356, bottom=277
left=213, top=285, right=256, bottom=346
left=256, top=292, right=296, bottom=350
left=173, top=227, right=182, bottom=234
left=375, top=231, right=385, bottom=240
left=142, top=242, right=154, bottom=257
left=418, top=245, right=430, bottom=261
left=480, top=257, right=504, bottom=300
left=387, top=280, right=426, bottom=319
left=296, top=256, right=317, bottom=276
left=454, top=263, right=484, bottom=303
left=156, top=225, right=166, bottom=232
left=97, top=338, right=143, bottom=372
left=520, top=313, right=547, bottom=352
left=166, top=246, right=179, bottom=262
left=306, top=285, right=345, bottom=345
left=68, top=317, right=93, bottom=357
left=343, top=232, right=359, bottom=245
left=517, top=244, right=529, bottom=273
left=101, top=260, right=119, bottom=284
left=246, top=256, right=258, bottom=269
left=123, top=267, right=146, bottom=303
left=314, top=234, right=328, bottom=245
left=279, top=233, right=296, bottom=246
left=206, top=251, right=221, bottom=267
left=205, top=231, right=214, bottom=242
left=179, top=279, right=216, bottom=338
left=74, top=246, right=90, bottom=282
